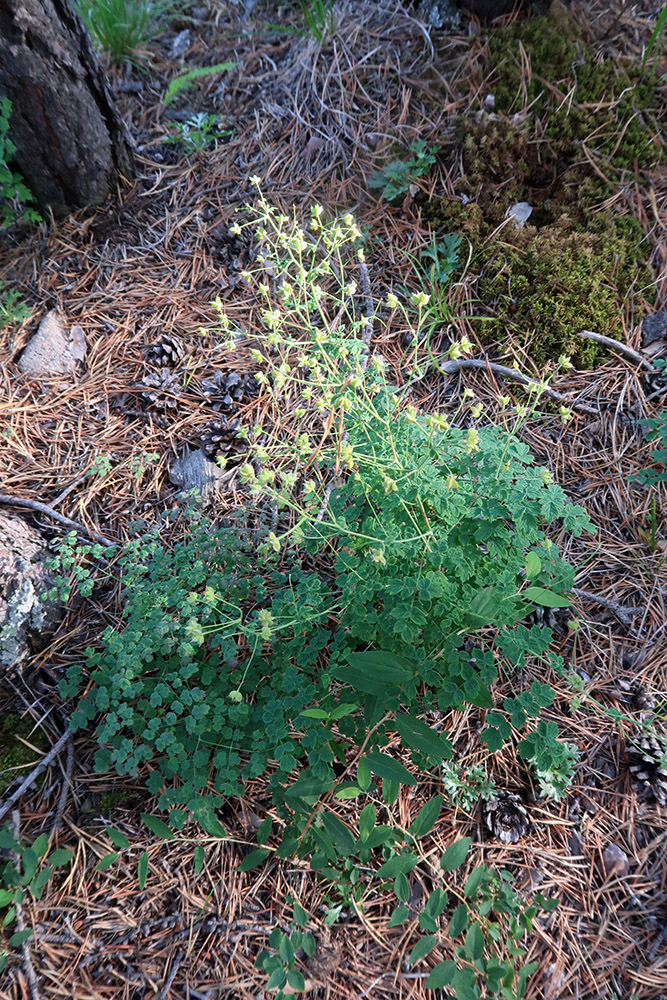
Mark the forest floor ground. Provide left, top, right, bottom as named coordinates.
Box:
left=0, top=1, right=666, bottom=998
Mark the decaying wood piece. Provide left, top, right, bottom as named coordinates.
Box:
left=0, top=0, right=134, bottom=217
left=0, top=512, right=63, bottom=673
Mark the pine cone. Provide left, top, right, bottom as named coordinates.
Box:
left=612, top=678, right=657, bottom=714
left=140, top=369, right=181, bottom=411
left=483, top=790, right=530, bottom=844
left=627, top=732, right=667, bottom=806
left=144, top=334, right=185, bottom=367
left=200, top=418, right=248, bottom=462
left=209, top=221, right=257, bottom=287
left=201, top=370, right=259, bottom=412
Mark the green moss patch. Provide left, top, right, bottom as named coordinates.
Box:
left=488, top=3, right=661, bottom=171
left=0, top=714, right=46, bottom=795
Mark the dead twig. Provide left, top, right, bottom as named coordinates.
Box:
left=0, top=494, right=117, bottom=548
left=48, top=731, right=74, bottom=840
left=431, top=358, right=600, bottom=415
left=0, top=729, right=71, bottom=826
left=577, top=330, right=655, bottom=372
left=572, top=588, right=642, bottom=626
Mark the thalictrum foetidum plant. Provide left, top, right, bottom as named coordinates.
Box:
left=59, top=184, right=594, bottom=999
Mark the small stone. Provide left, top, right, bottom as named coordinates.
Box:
left=17, top=310, right=84, bottom=375
left=169, top=448, right=234, bottom=501
left=601, top=844, right=629, bottom=879
left=641, top=309, right=667, bottom=348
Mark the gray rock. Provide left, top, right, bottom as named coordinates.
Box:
left=641, top=309, right=667, bottom=348
left=168, top=448, right=235, bottom=501
left=0, top=513, right=63, bottom=673
left=17, top=310, right=86, bottom=375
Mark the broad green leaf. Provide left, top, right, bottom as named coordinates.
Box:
left=364, top=751, right=417, bottom=786
left=522, top=586, right=571, bottom=608
left=359, top=803, right=376, bottom=841
left=408, top=795, right=442, bottom=837
left=279, top=934, right=295, bottom=966
left=357, top=757, right=372, bottom=790
left=383, top=778, right=401, bottom=804
left=440, top=837, right=471, bottom=872
left=362, top=825, right=394, bottom=849
left=388, top=904, right=410, bottom=927
left=425, top=887, right=448, bottom=918
left=95, top=852, right=118, bottom=871
left=287, top=969, right=306, bottom=991
left=137, top=850, right=148, bottom=889
left=525, top=551, right=541, bottom=579
left=465, top=922, right=484, bottom=960
left=266, top=967, right=287, bottom=990
left=426, top=959, right=456, bottom=989
left=106, top=827, right=130, bottom=851
left=321, top=811, right=356, bottom=856
left=301, top=708, right=329, bottom=719
left=334, top=784, right=362, bottom=799
left=408, top=934, right=437, bottom=965
left=194, top=845, right=205, bottom=874
left=394, top=871, right=410, bottom=902
left=346, top=650, right=413, bottom=686
left=140, top=814, right=174, bottom=840
left=293, top=902, right=308, bottom=927
left=377, top=853, right=418, bottom=877
left=197, top=813, right=226, bottom=838
left=464, top=866, right=488, bottom=898
left=8, top=928, right=33, bottom=947
left=239, top=848, right=270, bottom=873
left=463, top=586, right=502, bottom=628
left=0, top=890, right=15, bottom=907
left=329, top=703, right=358, bottom=720
left=49, top=849, right=74, bottom=866
left=394, top=714, right=453, bottom=762
left=419, top=912, right=438, bottom=933
left=0, top=830, right=18, bottom=850
left=448, top=903, right=469, bottom=937
left=32, top=834, right=49, bottom=858
left=257, top=816, right=272, bottom=845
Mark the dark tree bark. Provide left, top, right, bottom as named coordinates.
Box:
left=0, top=0, right=134, bottom=218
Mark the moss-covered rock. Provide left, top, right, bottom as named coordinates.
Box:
left=0, top=713, right=46, bottom=795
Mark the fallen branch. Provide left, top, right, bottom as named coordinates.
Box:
left=48, top=731, right=74, bottom=840
left=577, top=329, right=655, bottom=372
left=432, top=358, right=600, bottom=415
left=0, top=494, right=117, bottom=548
left=572, top=588, right=641, bottom=626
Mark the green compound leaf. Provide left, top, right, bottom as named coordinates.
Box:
left=426, top=959, right=456, bottom=989
left=440, top=836, right=471, bottom=872
left=137, top=850, right=149, bottom=890
left=408, top=934, right=437, bottom=966
left=239, top=848, right=270, bottom=873
left=408, top=795, right=443, bottom=837
left=522, top=586, right=571, bottom=608
left=140, top=814, right=174, bottom=840
left=363, top=751, right=417, bottom=786
left=163, top=62, right=237, bottom=107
